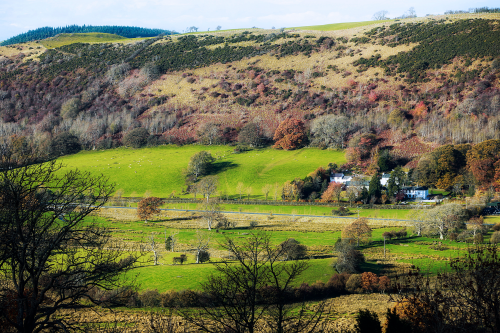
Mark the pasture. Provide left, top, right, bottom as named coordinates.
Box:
left=40, top=33, right=128, bottom=48
left=293, top=20, right=393, bottom=31
left=90, top=208, right=496, bottom=292
left=59, top=145, right=346, bottom=199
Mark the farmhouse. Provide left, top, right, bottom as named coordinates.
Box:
left=402, top=186, right=429, bottom=199
left=330, top=173, right=352, bottom=184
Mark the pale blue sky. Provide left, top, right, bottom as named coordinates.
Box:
left=1, top=0, right=498, bottom=41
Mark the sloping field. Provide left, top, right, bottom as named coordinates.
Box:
left=40, top=32, right=128, bottom=48
left=59, top=145, right=345, bottom=198
left=294, top=19, right=393, bottom=31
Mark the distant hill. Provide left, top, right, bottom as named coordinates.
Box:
left=0, top=14, right=500, bottom=176
left=1, top=25, right=176, bottom=46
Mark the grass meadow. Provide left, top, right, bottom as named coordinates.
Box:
left=40, top=33, right=129, bottom=48
left=293, top=20, right=393, bottom=31
left=89, top=212, right=497, bottom=292
left=59, top=145, right=346, bottom=199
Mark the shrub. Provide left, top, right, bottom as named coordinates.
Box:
left=448, top=232, right=458, bottom=241
left=355, top=309, right=382, bottom=333
left=249, top=221, right=258, bottom=228
left=138, top=289, right=161, bottom=307
left=326, top=272, right=351, bottom=294
left=492, top=223, right=500, bottom=231
left=49, top=132, right=81, bottom=157
left=491, top=231, right=500, bottom=244
left=346, top=274, right=363, bottom=294
left=198, top=250, right=210, bottom=263
left=123, top=127, right=149, bottom=148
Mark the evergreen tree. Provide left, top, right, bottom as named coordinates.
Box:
left=368, top=173, right=382, bottom=200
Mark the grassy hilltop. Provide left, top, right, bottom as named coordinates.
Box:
left=60, top=145, right=345, bottom=198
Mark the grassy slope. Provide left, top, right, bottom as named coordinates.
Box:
left=294, top=20, right=393, bottom=31
left=59, top=145, right=345, bottom=199
left=40, top=33, right=127, bottom=48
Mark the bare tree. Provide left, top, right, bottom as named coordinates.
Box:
left=246, top=186, right=253, bottom=200
left=373, top=10, right=389, bottom=20
left=198, top=175, right=218, bottom=203
left=262, top=184, right=272, bottom=201
left=200, top=199, right=228, bottom=231
left=346, top=187, right=357, bottom=207
left=342, top=217, right=372, bottom=247
left=236, top=181, right=245, bottom=200
left=193, top=230, right=210, bottom=264
left=423, top=204, right=466, bottom=239
left=273, top=182, right=281, bottom=201
left=216, top=25, right=222, bottom=31
left=0, top=158, right=139, bottom=333
left=310, top=115, right=351, bottom=149
left=179, top=232, right=326, bottom=333
left=150, top=233, right=160, bottom=265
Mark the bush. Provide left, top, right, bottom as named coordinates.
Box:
left=492, top=223, right=500, bottom=231
left=198, top=250, right=210, bottom=263
left=138, top=289, right=161, bottom=307
left=332, top=207, right=351, bottom=216
left=448, top=232, right=458, bottom=241
left=346, top=274, right=363, bottom=294
left=49, top=132, right=81, bottom=157
left=491, top=231, right=500, bottom=244
left=355, top=309, right=382, bottom=333
left=249, top=221, right=258, bottom=228
left=326, top=272, right=351, bottom=294
left=122, top=127, right=149, bottom=148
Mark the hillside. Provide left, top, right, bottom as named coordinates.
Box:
left=1, top=25, right=175, bottom=46
left=58, top=145, right=345, bottom=198
left=0, top=14, right=499, bottom=176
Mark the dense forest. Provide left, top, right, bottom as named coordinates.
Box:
left=0, top=16, right=499, bottom=193
left=1, top=25, right=176, bottom=46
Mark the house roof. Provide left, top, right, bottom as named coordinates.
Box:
left=382, top=174, right=391, bottom=178
left=332, top=173, right=344, bottom=178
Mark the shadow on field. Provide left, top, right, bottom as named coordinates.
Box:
left=208, top=161, right=238, bottom=175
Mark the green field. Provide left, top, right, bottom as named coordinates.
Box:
left=293, top=20, right=393, bottom=31
left=41, top=33, right=128, bottom=48
left=59, top=145, right=346, bottom=199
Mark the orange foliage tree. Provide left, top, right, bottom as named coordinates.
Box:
left=273, top=118, right=306, bottom=150
left=137, top=197, right=164, bottom=222
left=321, top=181, right=343, bottom=203
left=467, top=139, right=500, bottom=188
left=342, top=217, right=372, bottom=246
left=410, top=101, right=428, bottom=120
left=361, top=272, right=379, bottom=292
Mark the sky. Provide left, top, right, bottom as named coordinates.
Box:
left=1, top=0, right=499, bottom=41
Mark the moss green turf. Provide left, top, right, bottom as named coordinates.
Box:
left=59, top=145, right=346, bottom=199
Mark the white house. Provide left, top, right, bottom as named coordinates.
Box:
left=330, top=173, right=352, bottom=184
left=380, top=173, right=391, bottom=186
left=402, top=186, right=429, bottom=199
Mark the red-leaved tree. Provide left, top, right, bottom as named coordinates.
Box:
left=138, top=197, right=164, bottom=223
left=273, top=118, right=306, bottom=150
left=321, top=182, right=343, bottom=203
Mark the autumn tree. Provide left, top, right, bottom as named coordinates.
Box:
left=138, top=197, right=164, bottom=223
left=391, top=245, right=500, bottom=333
left=342, top=217, right=372, bottom=246
left=273, top=118, right=306, bottom=150
left=0, top=158, right=138, bottom=333
left=467, top=139, right=500, bottom=188
left=186, top=151, right=215, bottom=181
left=321, top=181, right=343, bottom=203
